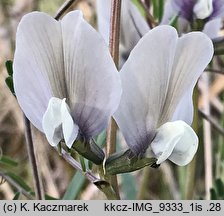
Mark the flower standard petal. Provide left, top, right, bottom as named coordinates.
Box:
left=61, top=11, right=122, bottom=139
left=171, top=89, right=194, bottom=124
left=114, top=26, right=178, bottom=154
left=151, top=121, right=198, bottom=166
left=159, top=31, right=214, bottom=125
left=13, top=12, right=66, bottom=131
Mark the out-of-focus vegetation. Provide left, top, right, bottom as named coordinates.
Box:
left=0, top=0, right=224, bottom=200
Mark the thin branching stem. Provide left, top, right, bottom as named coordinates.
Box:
left=138, top=0, right=157, bottom=28
left=201, top=74, right=213, bottom=200
left=105, top=0, right=122, bottom=199
left=24, top=116, right=44, bottom=200
left=184, top=88, right=199, bottom=199
left=60, top=149, right=98, bottom=182
left=0, top=171, right=34, bottom=200
left=108, top=0, right=122, bottom=67
left=54, top=0, right=79, bottom=20
left=205, top=68, right=224, bottom=75
left=60, top=149, right=117, bottom=199
left=199, top=109, right=224, bottom=136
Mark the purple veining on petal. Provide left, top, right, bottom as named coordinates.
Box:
left=71, top=103, right=109, bottom=139
left=123, top=128, right=155, bottom=156
left=172, top=0, right=196, bottom=21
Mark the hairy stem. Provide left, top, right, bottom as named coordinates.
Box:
left=105, top=0, right=122, bottom=199
left=24, top=116, right=44, bottom=200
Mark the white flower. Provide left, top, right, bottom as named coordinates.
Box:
left=193, top=0, right=213, bottom=19
left=113, top=25, right=214, bottom=166
left=13, top=11, right=122, bottom=148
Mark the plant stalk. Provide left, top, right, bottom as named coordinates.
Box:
left=24, top=116, right=44, bottom=200
left=184, top=87, right=198, bottom=199
left=54, top=0, right=78, bottom=20
left=105, top=0, right=122, bottom=200
left=61, top=149, right=117, bottom=199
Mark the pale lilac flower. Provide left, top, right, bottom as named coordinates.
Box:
left=114, top=25, right=214, bottom=166
left=161, top=0, right=224, bottom=38
left=13, top=11, right=122, bottom=148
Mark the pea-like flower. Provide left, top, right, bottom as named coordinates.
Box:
left=13, top=11, right=122, bottom=149
left=162, top=0, right=224, bottom=38
left=113, top=25, right=214, bottom=166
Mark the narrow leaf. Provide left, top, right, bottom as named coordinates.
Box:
left=44, top=194, right=58, bottom=200
left=5, top=77, right=15, bottom=94
left=13, top=192, right=20, bottom=200
left=215, top=179, right=224, bottom=197
left=158, top=0, right=164, bottom=22
left=62, top=171, right=86, bottom=200
left=0, top=155, right=18, bottom=167
left=152, top=0, right=158, bottom=19
left=210, top=188, right=217, bottom=200
left=5, top=60, right=13, bottom=76
left=5, top=172, right=32, bottom=192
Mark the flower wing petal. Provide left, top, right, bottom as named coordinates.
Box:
left=151, top=121, right=198, bottom=166
left=114, top=26, right=178, bottom=154
left=61, top=11, right=121, bottom=138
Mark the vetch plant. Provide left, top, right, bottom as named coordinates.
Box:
left=13, top=11, right=122, bottom=165
left=4, top=0, right=216, bottom=200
